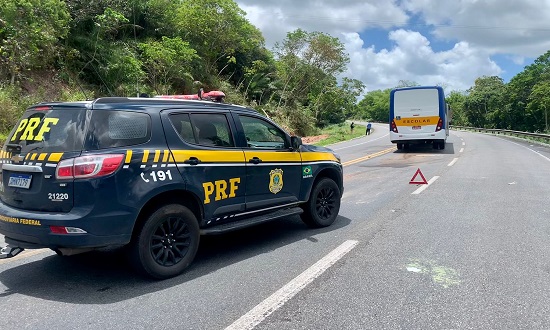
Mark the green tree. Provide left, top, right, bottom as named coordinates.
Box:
left=0, top=0, right=70, bottom=83
left=506, top=50, right=550, bottom=131
left=464, top=76, right=505, bottom=128
left=273, top=29, right=349, bottom=125
left=174, top=0, right=265, bottom=84
left=527, top=81, right=550, bottom=132
left=445, top=91, right=468, bottom=126
left=357, top=89, right=391, bottom=122
left=139, top=36, right=199, bottom=94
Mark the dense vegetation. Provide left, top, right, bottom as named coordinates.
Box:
left=1, top=0, right=549, bottom=144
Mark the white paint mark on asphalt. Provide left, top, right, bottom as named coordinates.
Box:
left=462, top=142, right=466, bottom=146
left=225, top=240, right=359, bottom=330
left=508, top=181, right=517, bottom=185
left=448, top=158, right=458, bottom=167
left=506, top=140, right=550, bottom=163
left=411, top=176, right=440, bottom=195
left=407, top=267, right=421, bottom=273
left=459, top=148, right=464, bottom=153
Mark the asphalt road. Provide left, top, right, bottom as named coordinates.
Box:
left=2, top=124, right=550, bottom=330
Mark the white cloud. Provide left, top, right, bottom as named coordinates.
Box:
left=343, top=31, right=502, bottom=93
left=235, top=1, right=550, bottom=92
left=401, top=0, right=550, bottom=57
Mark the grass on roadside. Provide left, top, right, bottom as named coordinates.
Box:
left=314, top=122, right=369, bottom=146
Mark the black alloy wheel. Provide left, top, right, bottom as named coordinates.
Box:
left=301, top=178, right=341, bottom=228
left=150, top=215, right=192, bottom=267
left=130, top=204, right=199, bottom=279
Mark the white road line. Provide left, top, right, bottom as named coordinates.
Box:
left=411, top=176, right=440, bottom=195
left=506, top=140, right=550, bottom=162
left=462, top=142, right=466, bottom=146
left=331, top=134, right=389, bottom=151
left=448, top=158, right=458, bottom=167
left=459, top=148, right=464, bottom=153
left=225, top=240, right=359, bottom=330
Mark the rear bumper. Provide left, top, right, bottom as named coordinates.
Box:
left=0, top=202, right=134, bottom=249
left=390, top=130, right=446, bottom=143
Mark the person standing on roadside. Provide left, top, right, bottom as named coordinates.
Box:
left=350, top=121, right=355, bottom=133
left=366, top=122, right=372, bottom=135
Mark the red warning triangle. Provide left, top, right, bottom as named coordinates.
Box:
left=409, top=168, right=428, bottom=184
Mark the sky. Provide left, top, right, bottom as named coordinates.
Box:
left=235, top=0, right=550, bottom=94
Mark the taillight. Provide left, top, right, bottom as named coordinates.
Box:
left=435, top=118, right=443, bottom=132
left=56, top=154, right=124, bottom=179
left=391, top=120, right=398, bottom=133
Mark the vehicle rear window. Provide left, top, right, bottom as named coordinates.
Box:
left=85, top=110, right=151, bottom=150
left=6, top=108, right=87, bottom=153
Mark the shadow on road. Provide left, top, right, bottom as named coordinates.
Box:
left=394, top=142, right=456, bottom=155
left=0, top=215, right=351, bottom=304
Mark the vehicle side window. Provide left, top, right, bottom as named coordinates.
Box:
left=170, top=113, right=235, bottom=147
left=86, top=110, right=151, bottom=150
left=239, top=115, right=288, bottom=149
left=168, top=113, right=196, bottom=143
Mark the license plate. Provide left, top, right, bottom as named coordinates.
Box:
left=8, top=174, right=32, bottom=189
left=412, top=126, right=421, bottom=130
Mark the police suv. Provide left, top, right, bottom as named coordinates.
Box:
left=0, top=97, right=343, bottom=279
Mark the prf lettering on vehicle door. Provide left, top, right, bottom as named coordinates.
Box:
left=203, top=177, right=241, bottom=204
left=11, top=118, right=59, bottom=142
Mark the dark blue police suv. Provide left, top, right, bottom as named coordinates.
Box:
left=0, top=97, right=343, bottom=279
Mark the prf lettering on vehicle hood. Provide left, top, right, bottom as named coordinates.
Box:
left=394, top=116, right=440, bottom=126
left=11, top=118, right=59, bottom=141
left=203, top=177, right=241, bottom=204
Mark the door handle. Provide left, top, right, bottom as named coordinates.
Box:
left=184, top=157, right=201, bottom=165
left=249, top=157, right=262, bottom=164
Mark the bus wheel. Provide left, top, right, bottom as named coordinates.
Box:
left=397, top=143, right=404, bottom=150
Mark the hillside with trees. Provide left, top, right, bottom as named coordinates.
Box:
left=1, top=0, right=549, bottom=144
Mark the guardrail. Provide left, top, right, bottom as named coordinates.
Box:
left=452, top=126, right=550, bottom=145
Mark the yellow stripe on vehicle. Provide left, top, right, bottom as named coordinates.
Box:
left=153, top=150, right=161, bottom=163
left=394, top=116, right=440, bottom=126
left=30, top=153, right=37, bottom=160
left=301, top=152, right=339, bottom=163
left=244, top=151, right=302, bottom=162
left=37, top=153, right=47, bottom=161
left=142, top=150, right=150, bottom=163
left=125, top=150, right=133, bottom=164
left=162, top=150, right=169, bottom=163
left=48, top=153, right=63, bottom=162
left=171, top=150, right=245, bottom=163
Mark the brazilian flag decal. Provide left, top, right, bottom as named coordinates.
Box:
left=302, top=166, right=313, bottom=178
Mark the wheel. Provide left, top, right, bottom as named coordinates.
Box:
left=129, top=204, right=200, bottom=279
left=440, top=141, right=446, bottom=150
left=433, top=142, right=439, bottom=149
left=397, top=143, right=403, bottom=150
left=301, top=178, right=341, bottom=228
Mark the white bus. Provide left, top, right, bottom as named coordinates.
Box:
left=389, top=86, right=450, bottom=150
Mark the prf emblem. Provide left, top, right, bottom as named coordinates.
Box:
left=269, top=169, right=283, bottom=194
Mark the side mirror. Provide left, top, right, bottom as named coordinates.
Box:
left=290, top=136, right=302, bottom=150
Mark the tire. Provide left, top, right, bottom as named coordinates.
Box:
left=397, top=143, right=403, bottom=150
left=301, top=178, right=341, bottom=228
left=129, top=204, right=200, bottom=279
left=440, top=141, right=446, bottom=150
